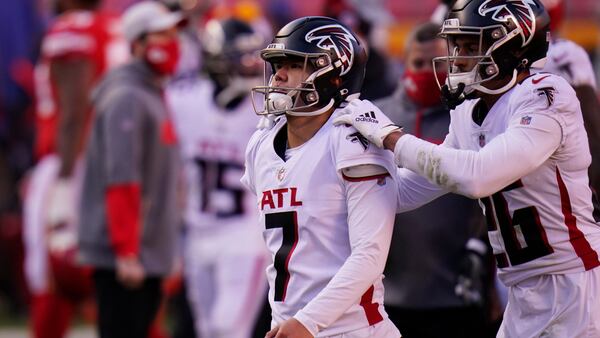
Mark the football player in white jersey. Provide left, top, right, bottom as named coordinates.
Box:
left=539, top=0, right=600, bottom=193
left=166, top=18, right=269, bottom=338
left=334, top=1, right=600, bottom=337
left=241, top=16, right=401, bottom=338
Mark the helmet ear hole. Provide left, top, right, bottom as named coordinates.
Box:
left=485, top=65, right=498, bottom=76
left=304, top=92, right=319, bottom=103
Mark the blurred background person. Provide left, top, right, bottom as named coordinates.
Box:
left=22, top=0, right=128, bottom=337
left=323, top=0, right=398, bottom=101
left=159, top=0, right=209, bottom=79
left=76, top=2, right=184, bottom=337
left=374, top=22, right=498, bottom=338
left=166, top=17, right=269, bottom=338
left=539, top=0, right=600, bottom=195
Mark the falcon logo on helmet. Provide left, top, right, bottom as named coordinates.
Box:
left=479, top=0, right=537, bottom=46
left=305, top=25, right=356, bottom=75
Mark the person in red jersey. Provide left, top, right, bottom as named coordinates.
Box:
left=23, top=0, right=127, bottom=337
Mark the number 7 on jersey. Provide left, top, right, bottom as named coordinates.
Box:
left=266, top=211, right=299, bottom=302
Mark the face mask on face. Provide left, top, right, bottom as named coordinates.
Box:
left=144, top=38, right=180, bottom=75
left=403, top=69, right=447, bottom=108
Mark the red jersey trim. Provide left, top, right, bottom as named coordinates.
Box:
left=359, top=285, right=384, bottom=326
left=342, top=173, right=390, bottom=182
left=105, top=183, right=141, bottom=257
left=556, top=168, right=600, bottom=270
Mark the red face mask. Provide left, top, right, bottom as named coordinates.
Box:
left=144, top=38, right=180, bottom=75
left=403, top=69, right=447, bottom=108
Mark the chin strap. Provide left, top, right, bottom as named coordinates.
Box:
left=442, top=69, right=519, bottom=110
left=256, top=114, right=277, bottom=130
left=441, top=82, right=466, bottom=110
left=285, top=99, right=334, bottom=117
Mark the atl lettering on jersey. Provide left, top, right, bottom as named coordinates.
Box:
left=261, top=187, right=303, bottom=210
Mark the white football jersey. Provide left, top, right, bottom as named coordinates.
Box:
left=543, top=39, right=597, bottom=90
left=166, top=77, right=259, bottom=236
left=394, top=73, right=600, bottom=286
left=241, top=113, right=398, bottom=336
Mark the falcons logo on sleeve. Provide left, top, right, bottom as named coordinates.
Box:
left=478, top=0, right=537, bottom=46
left=346, top=131, right=369, bottom=151
left=305, top=25, right=356, bottom=75
left=536, top=86, right=556, bottom=107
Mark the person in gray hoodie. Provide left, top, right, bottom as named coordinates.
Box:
left=77, top=2, right=183, bottom=337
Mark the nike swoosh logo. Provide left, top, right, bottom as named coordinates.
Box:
left=532, top=75, right=551, bottom=84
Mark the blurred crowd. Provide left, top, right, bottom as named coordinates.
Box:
left=0, top=0, right=599, bottom=337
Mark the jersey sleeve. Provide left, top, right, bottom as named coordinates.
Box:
left=293, top=170, right=397, bottom=335
left=330, top=123, right=398, bottom=176
left=396, top=167, right=447, bottom=212
left=395, top=120, right=455, bottom=212
left=393, top=76, right=570, bottom=198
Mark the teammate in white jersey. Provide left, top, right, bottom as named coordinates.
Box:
left=166, top=18, right=268, bottom=338
left=334, top=1, right=600, bottom=337
left=241, top=16, right=401, bottom=338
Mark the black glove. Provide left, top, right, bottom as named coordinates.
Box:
left=441, top=83, right=466, bottom=110
left=455, top=238, right=487, bottom=306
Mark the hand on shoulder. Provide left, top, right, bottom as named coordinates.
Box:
left=333, top=99, right=403, bottom=149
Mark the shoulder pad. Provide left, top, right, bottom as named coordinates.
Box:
left=518, top=73, right=574, bottom=109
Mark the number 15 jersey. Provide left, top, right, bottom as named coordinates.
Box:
left=242, top=113, right=398, bottom=336
left=167, top=77, right=264, bottom=255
